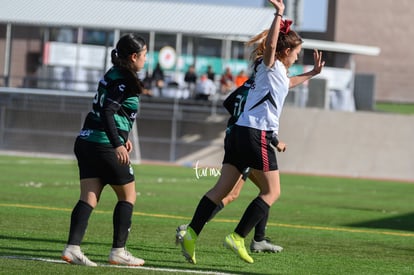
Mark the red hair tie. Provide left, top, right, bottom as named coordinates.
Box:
left=280, top=19, right=292, bottom=34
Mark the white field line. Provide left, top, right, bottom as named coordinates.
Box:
left=0, top=255, right=238, bottom=275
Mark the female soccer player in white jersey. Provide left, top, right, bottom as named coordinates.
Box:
left=178, top=0, right=325, bottom=264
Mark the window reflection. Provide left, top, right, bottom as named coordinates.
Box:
left=51, top=27, right=77, bottom=43
left=154, top=33, right=176, bottom=51
left=83, top=29, right=114, bottom=46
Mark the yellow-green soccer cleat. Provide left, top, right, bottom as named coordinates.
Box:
left=179, top=226, right=197, bottom=264
left=175, top=224, right=188, bottom=245
left=224, top=232, right=254, bottom=264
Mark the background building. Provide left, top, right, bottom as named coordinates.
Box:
left=2, top=0, right=414, bottom=103
left=300, top=0, right=414, bottom=103
left=0, top=0, right=386, bottom=106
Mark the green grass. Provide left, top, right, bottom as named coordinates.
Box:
left=375, top=102, right=414, bottom=114
left=0, top=155, right=413, bottom=274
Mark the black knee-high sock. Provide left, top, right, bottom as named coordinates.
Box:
left=113, top=201, right=133, bottom=248
left=188, top=195, right=217, bottom=236
left=206, top=201, right=224, bottom=222
left=67, top=200, right=93, bottom=245
left=254, top=210, right=269, bottom=242
left=234, top=197, right=269, bottom=238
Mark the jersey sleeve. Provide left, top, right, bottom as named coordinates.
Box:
left=100, top=80, right=128, bottom=148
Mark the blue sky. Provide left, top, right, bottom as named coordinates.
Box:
left=155, top=0, right=327, bottom=31
left=302, top=0, right=328, bottom=31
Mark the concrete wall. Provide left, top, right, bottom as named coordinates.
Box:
left=1, top=92, right=413, bottom=182
left=278, top=108, right=414, bottom=181
left=183, top=107, right=414, bottom=182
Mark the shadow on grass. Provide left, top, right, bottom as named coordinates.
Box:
left=0, top=235, right=102, bottom=258
left=0, top=235, right=270, bottom=275
left=346, top=212, right=414, bottom=232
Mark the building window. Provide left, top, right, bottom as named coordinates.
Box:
left=231, top=41, right=248, bottom=60
left=50, top=27, right=77, bottom=43
left=195, top=37, right=221, bottom=57
left=83, top=29, right=114, bottom=46
left=154, top=33, right=176, bottom=51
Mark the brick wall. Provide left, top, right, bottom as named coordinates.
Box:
left=335, top=0, right=414, bottom=102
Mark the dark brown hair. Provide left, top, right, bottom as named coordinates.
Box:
left=111, top=33, right=146, bottom=70
left=110, top=33, right=146, bottom=93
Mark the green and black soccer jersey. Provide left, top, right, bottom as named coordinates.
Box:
left=223, top=78, right=254, bottom=127
left=79, top=66, right=141, bottom=148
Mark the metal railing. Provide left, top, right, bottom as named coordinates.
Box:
left=0, top=87, right=228, bottom=163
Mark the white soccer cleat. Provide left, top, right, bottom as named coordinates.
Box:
left=250, top=237, right=283, bottom=253
left=61, top=244, right=97, bottom=266
left=108, top=247, right=145, bottom=266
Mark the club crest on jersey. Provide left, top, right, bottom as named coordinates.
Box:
left=79, top=129, right=93, bottom=137
left=118, top=84, right=126, bottom=92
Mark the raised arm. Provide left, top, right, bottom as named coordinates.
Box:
left=263, top=0, right=285, bottom=67
left=289, top=49, right=325, bottom=88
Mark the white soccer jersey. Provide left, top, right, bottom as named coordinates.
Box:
left=236, top=60, right=289, bottom=134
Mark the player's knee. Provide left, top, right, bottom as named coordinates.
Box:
left=227, top=193, right=239, bottom=202
left=260, top=189, right=281, bottom=206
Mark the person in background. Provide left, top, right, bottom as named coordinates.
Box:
left=235, top=69, right=249, bottom=88
left=61, top=33, right=148, bottom=267
left=142, top=71, right=154, bottom=96
left=220, top=67, right=235, bottom=95
left=194, top=74, right=216, bottom=101
left=177, top=0, right=324, bottom=264
left=184, top=65, right=198, bottom=98
left=152, top=63, right=165, bottom=96
left=206, top=65, right=215, bottom=82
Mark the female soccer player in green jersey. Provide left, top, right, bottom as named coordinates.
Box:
left=62, top=33, right=147, bottom=267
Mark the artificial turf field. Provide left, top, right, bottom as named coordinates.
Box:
left=0, top=155, right=413, bottom=275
